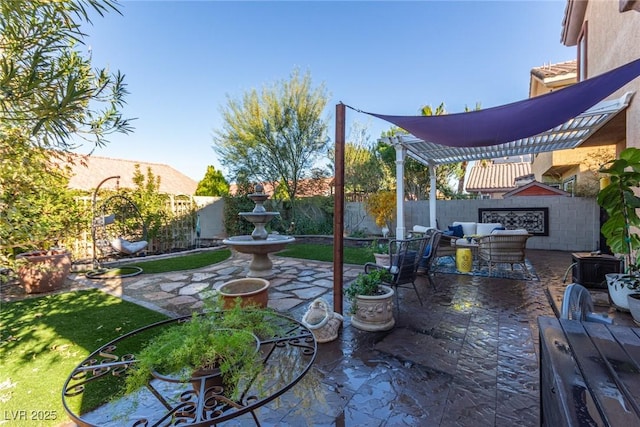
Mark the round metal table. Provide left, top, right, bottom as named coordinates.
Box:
left=62, top=312, right=317, bottom=426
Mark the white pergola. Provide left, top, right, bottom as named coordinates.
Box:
left=381, top=91, right=634, bottom=238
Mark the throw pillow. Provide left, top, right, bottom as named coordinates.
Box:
left=448, top=224, right=464, bottom=238
left=420, top=244, right=432, bottom=268
left=423, top=244, right=432, bottom=257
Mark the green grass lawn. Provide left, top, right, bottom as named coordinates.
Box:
left=120, top=249, right=231, bottom=274
left=277, top=243, right=373, bottom=265
left=0, top=290, right=169, bottom=426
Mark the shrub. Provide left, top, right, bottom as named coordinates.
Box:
left=365, top=190, right=396, bottom=229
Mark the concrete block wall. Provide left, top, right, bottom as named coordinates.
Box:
left=209, top=196, right=600, bottom=252
left=402, top=196, right=600, bottom=252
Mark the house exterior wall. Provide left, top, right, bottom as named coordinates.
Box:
left=532, top=1, right=639, bottom=189
left=532, top=145, right=616, bottom=195
left=532, top=151, right=554, bottom=180
left=579, top=1, right=640, bottom=152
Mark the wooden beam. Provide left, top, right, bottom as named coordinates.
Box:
left=333, top=103, right=345, bottom=315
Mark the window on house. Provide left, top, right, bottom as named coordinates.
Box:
left=563, top=176, right=577, bottom=196
left=578, top=21, right=588, bottom=81
left=619, top=0, right=640, bottom=12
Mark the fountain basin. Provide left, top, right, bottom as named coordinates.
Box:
left=238, top=212, right=280, bottom=224
left=223, top=235, right=295, bottom=277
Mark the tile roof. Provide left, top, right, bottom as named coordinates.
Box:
left=63, top=154, right=198, bottom=195
left=229, top=178, right=334, bottom=197
left=465, top=161, right=532, bottom=192
left=530, top=60, right=577, bottom=81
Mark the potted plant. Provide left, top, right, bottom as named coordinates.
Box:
left=627, top=293, right=640, bottom=324
left=344, top=269, right=395, bottom=332
left=15, top=249, right=72, bottom=294
left=125, top=296, right=275, bottom=400
left=2, top=144, right=85, bottom=293
left=597, top=147, right=640, bottom=310
left=369, top=240, right=390, bottom=266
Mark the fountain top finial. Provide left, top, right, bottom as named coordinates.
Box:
left=247, top=183, right=269, bottom=216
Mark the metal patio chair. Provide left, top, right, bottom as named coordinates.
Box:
left=409, top=227, right=443, bottom=289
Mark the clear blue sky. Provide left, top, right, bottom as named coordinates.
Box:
left=80, top=0, right=574, bottom=181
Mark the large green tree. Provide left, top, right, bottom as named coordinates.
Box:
left=0, top=0, right=131, bottom=266
left=213, top=69, right=330, bottom=202
left=0, top=0, right=132, bottom=150
left=196, top=165, right=230, bottom=196
left=341, top=122, right=385, bottom=196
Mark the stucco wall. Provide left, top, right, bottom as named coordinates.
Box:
left=194, top=196, right=225, bottom=239
left=583, top=1, right=640, bottom=152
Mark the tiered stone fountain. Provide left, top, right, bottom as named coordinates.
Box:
left=222, top=184, right=295, bottom=278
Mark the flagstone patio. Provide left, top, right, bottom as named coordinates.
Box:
left=62, top=249, right=635, bottom=426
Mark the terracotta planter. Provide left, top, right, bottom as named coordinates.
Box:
left=219, top=278, right=270, bottom=309
left=374, top=253, right=390, bottom=266
left=16, top=250, right=71, bottom=294
left=350, top=284, right=395, bottom=332
left=606, top=273, right=640, bottom=311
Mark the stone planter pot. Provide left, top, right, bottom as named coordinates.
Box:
left=219, top=278, right=270, bottom=309
left=627, top=293, right=640, bottom=325
left=16, top=249, right=71, bottom=294
left=350, top=284, right=395, bottom=332
left=605, top=273, right=640, bottom=311
left=374, top=253, right=390, bottom=266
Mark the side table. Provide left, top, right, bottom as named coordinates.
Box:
left=454, top=239, right=479, bottom=273
left=571, top=252, right=622, bottom=289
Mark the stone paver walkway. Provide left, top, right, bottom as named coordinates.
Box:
left=71, top=251, right=362, bottom=317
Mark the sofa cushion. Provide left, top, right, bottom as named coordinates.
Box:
left=412, top=225, right=434, bottom=234
left=111, top=237, right=149, bottom=254
left=452, top=221, right=476, bottom=236
left=448, top=224, right=464, bottom=238
left=491, top=228, right=529, bottom=235
left=476, top=222, right=503, bottom=236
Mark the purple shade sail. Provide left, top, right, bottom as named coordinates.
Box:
left=363, top=57, right=640, bottom=148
